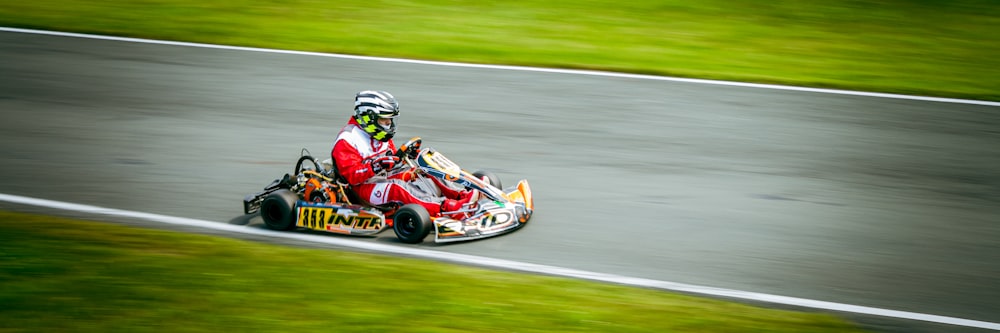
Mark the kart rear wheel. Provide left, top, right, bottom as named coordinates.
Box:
left=473, top=170, right=502, bottom=189
left=260, top=189, right=298, bottom=231
left=393, top=204, right=432, bottom=244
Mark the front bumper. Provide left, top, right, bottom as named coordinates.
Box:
left=433, top=179, right=533, bottom=243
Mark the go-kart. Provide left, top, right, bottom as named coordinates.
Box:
left=242, top=138, right=534, bottom=244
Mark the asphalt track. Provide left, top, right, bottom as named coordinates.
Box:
left=2, top=29, right=999, bottom=332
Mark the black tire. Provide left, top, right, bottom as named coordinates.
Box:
left=260, top=189, right=299, bottom=231
left=393, top=204, right=432, bottom=244
left=472, top=170, right=502, bottom=189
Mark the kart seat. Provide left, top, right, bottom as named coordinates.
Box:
left=320, top=158, right=363, bottom=204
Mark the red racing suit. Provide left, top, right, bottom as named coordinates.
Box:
left=331, top=117, right=461, bottom=216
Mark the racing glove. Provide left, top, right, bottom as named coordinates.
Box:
left=368, top=155, right=400, bottom=174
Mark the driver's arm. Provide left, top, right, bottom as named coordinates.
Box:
left=332, top=140, right=375, bottom=186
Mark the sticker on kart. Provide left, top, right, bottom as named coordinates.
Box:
left=297, top=204, right=384, bottom=235
left=435, top=207, right=520, bottom=240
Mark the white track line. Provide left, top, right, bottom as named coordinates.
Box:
left=2, top=26, right=999, bottom=107
left=1, top=193, right=998, bottom=330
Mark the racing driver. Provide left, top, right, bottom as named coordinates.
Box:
left=330, top=90, right=478, bottom=219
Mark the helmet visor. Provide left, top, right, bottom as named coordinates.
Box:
left=376, top=117, right=394, bottom=130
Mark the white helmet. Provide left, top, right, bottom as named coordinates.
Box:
left=353, top=90, right=399, bottom=142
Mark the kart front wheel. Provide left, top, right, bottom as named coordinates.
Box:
left=393, top=204, right=432, bottom=244
left=260, top=189, right=298, bottom=231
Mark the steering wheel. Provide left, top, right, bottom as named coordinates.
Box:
left=396, top=137, right=423, bottom=160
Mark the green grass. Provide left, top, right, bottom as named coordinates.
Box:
left=0, top=211, right=867, bottom=332
left=1, top=0, right=998, bottom=101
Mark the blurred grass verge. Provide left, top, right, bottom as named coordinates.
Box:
left=0, top=210, right=867, bottom=332
left=0, top=0, right=997, bottom=101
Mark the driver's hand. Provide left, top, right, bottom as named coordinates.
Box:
left=369, top=155, right=400, bottom=174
